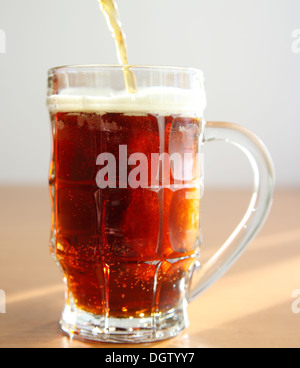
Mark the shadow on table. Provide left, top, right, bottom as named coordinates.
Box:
left=180, top=300, right=299, bottom=348
left=224, top=228, right=300, bottom=276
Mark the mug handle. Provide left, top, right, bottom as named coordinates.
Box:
left=188, top=121, right=275, bottom=302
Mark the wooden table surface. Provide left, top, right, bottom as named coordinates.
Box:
left=0, top=187, right=299, bottom=348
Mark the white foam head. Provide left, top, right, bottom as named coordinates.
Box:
left=47, top=87, right=206, bottom=117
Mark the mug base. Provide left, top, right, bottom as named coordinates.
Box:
left=60, top=302, right=189, bottom=344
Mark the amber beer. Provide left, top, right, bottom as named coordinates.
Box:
left=50, top=108, right=202, bottom=318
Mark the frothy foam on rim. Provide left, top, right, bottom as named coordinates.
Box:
left=47, top=87, right=206, bottom=116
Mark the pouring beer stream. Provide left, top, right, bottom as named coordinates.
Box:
left=98, top=0, right=137, bottom=93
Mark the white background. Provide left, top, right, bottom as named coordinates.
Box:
left=0, top=0, right=299, bottom=188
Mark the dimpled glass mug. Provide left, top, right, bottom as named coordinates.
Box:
left=47, top=66, right=275, bottom=343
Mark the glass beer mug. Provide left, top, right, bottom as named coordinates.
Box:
left=47, top=66, right=275, bottom=343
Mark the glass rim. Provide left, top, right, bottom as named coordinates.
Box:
left=48, top=64, right=204, bottom=78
